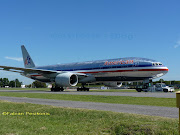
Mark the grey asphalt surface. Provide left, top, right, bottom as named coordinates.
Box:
left=0, top=96, right=178, bottom=118
left=0, top=90, right=176, bottom=98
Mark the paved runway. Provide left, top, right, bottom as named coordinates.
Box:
left=0, top=90, right=176, bottom=98
left=0, top=96, right=178, bottom=118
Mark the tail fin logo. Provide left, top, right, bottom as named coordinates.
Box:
left=25, top=56, right=31, bottom=65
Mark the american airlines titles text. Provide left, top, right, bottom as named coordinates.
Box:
left=104, top=60, right=134, bottom=66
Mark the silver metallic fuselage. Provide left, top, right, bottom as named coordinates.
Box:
left=26, top=57, right=168, bottom=83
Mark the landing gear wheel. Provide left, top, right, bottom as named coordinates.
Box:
left=163, top=89, right=168, bottom=93
left=136, top=88, right=142, bottom=92
left=60, top=87, right=64, bottom=91
left=51, top=87, right=64, bottom=92
left=77, top=87, right=90, bottom=91
left=85, top=88, right=89, bottom=91
left=77, top=84, right=90, bottom=91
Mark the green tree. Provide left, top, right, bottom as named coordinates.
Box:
left=33, top=81, right=47, bottom=88
left=15, top=79, right=22, bottom=87
left=164, top=81, right=171, bottom=85
left=174, top=81, right=180, bottom=84
left=0, top=78, right=3, bottom=87
left=26, top=84, right=32, bottom=88
left=2, top=78, right=9, bottom=87
left=171, top=80, right=175, bottom=85
left=9, top=81, right=15, bottom=87
left=158, top=79, right=164, bottom=83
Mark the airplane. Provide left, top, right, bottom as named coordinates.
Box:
left=0, top=45, right=168, bottom=91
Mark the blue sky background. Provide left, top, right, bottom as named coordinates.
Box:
left=0, top=0, right=179, bottom=84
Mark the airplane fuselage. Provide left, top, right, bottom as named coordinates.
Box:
left=28, top=57, right=168, bottom=83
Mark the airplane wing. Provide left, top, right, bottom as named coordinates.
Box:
left=0, top=65, right=88, bottom=76
left=0, top=65, right=58, bottom=74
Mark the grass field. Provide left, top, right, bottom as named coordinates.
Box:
left=0, top=101, right=178, bottom=135
left=0, top=92, right=176, bottom=107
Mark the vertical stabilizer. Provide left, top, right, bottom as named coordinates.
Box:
left=21, top=45, right=35, bottom=68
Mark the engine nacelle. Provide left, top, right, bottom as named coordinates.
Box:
left=55, top=73, right=78, bottom=87
left=104, top=82, right=122, bottom=87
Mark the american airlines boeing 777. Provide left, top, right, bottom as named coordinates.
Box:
left=0, top=45, right=168, bottom=91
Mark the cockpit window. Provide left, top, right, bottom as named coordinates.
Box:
left=152, top=62, right=163, bottom=66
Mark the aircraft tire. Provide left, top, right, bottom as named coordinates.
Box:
left=136, top=88, right=142, bottom=92
left=51, top=88, right=54, bottom=92
left=51, top=87, right=64, bottom=92
left=163, top=89, right=168, bottom=93
left=77, top=88, right=80, bottom=91
left=77, top=87, right=89, bottom=91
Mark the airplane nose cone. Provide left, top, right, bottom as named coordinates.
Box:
left=164, top=67, right=169, bottom=74
left=153, top=66, right=169, bottom=78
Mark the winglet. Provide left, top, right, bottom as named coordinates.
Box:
left=21, top=45, right=35, bottom=68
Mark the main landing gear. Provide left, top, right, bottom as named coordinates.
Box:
left=51, top=87, right=64, bottom=92
left=136, top=79, right=153, bottom=92
left=77, top=84, right=90, bottom=91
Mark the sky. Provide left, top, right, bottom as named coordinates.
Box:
left=0, top=0, right=180, bottom=84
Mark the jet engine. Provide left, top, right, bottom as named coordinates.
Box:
left=103, top=82, right=122, bottom=87
left=55, top=72, right=78, bottom=87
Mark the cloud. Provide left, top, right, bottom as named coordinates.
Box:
left=5, top=56, right=23, bottom=62
left=174, top=40, right=180, bottom=48
left=177, top=40, right=180, bottom=44
left=174, top=45, right=180, bottom=48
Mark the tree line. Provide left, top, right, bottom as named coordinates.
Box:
left=153, top=79, right=180, bottom=85
left=0, top=78, right=22, bottom=87
left=0, top=78, right=47, bottom=88
left=26, top=81, right=47, bottom=88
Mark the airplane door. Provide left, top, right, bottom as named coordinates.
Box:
left=134, top=61, right=139, bottom=67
